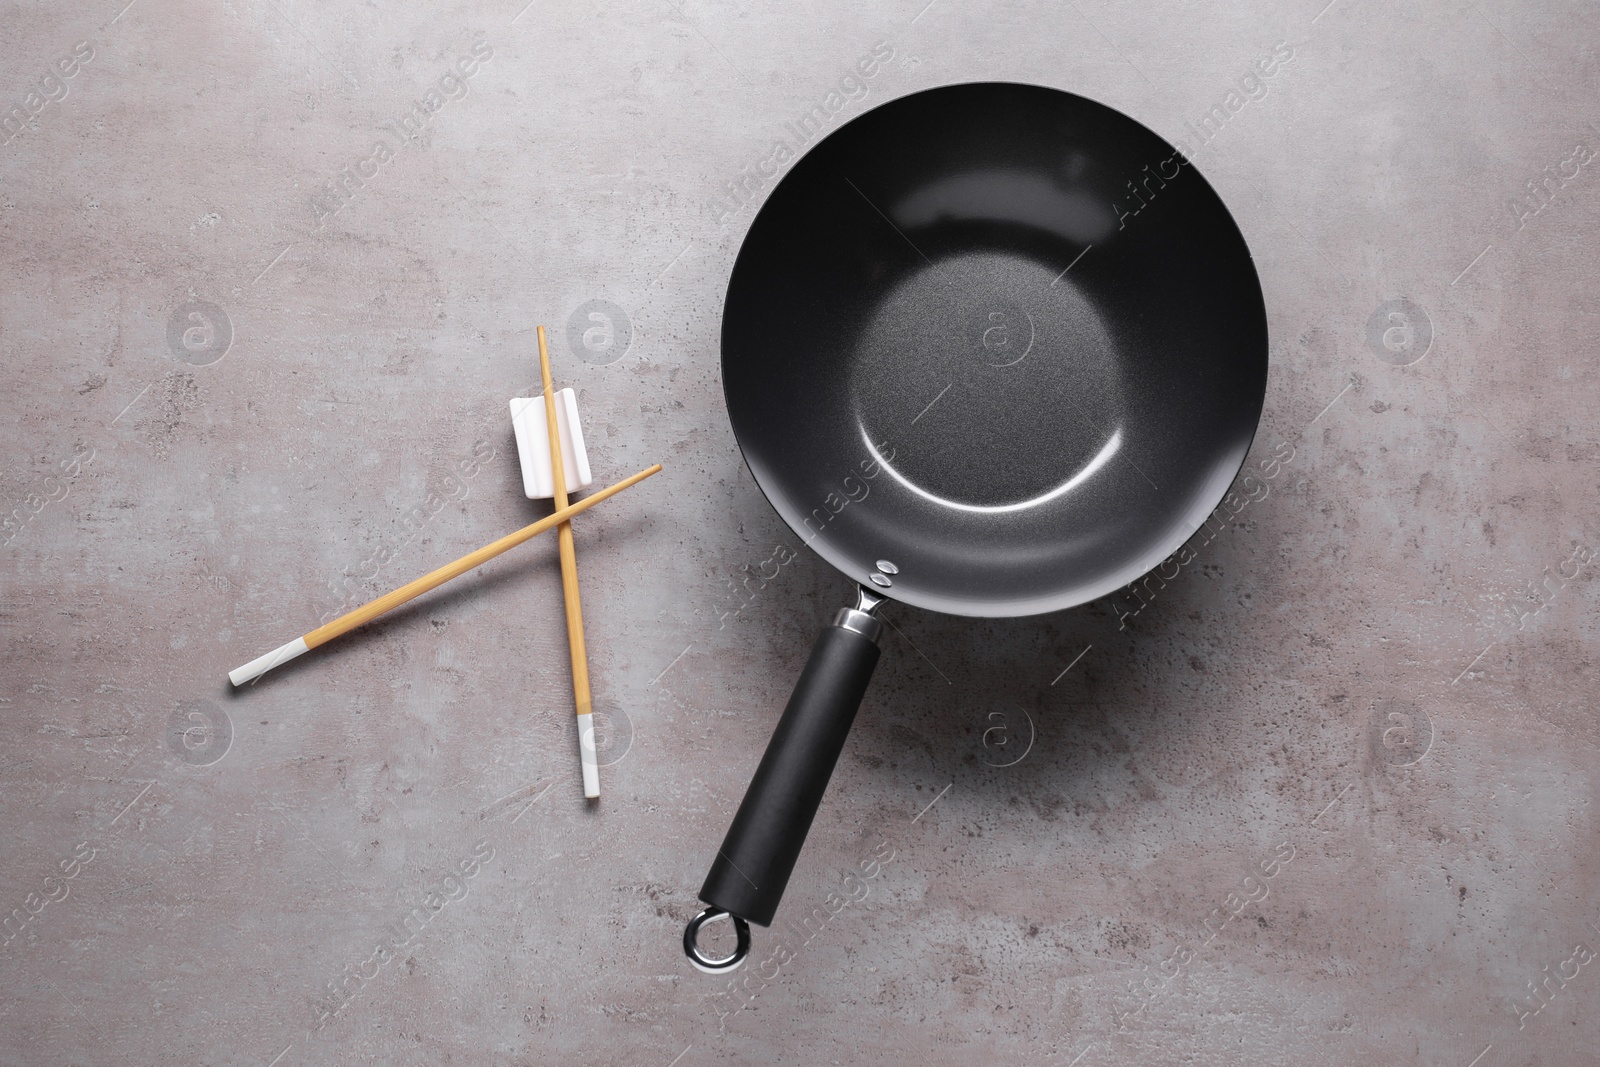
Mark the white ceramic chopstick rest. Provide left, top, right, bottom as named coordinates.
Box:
left=510, top=389, right=593, bottom=500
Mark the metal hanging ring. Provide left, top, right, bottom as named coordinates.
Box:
left=684, top=907, right=751, bottom=973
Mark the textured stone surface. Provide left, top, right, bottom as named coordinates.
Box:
left=2, top=0, right=1598, bottom=1064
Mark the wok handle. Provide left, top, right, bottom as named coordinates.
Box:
left=693, top=590, right=885, bottom=949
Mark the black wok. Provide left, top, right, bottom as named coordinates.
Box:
left=684, top=82, right=1268, bottom=971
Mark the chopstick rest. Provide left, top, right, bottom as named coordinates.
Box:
left=510, top=389, right=592, bottom=499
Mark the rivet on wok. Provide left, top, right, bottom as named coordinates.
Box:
left=875, top=560, right=899, bottom=574
left=869, top=572, right=892, bottom=587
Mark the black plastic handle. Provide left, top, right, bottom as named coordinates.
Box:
left=698, top=618, right=882, bottom=927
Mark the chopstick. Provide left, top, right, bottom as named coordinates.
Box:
left=227, top=463, right=663, bottom=686
left=536, top=325, right=600, bottom=799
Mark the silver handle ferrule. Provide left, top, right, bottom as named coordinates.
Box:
left=833, top=585, right=886, bottom=643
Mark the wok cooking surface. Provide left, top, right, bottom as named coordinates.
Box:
left=722, top=82, right=1269, bottom=616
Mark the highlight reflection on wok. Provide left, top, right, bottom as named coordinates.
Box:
left=859, top=426, right=1123, bottom=517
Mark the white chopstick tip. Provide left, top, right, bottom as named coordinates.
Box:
left=577, top=712, right=600, bottom=798
left=229, top=636, right=310, bottom=686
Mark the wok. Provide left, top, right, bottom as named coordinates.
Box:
left=684, top=82, right=1268, bottom=971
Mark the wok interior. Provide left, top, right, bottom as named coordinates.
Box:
left=722, top=83, right=1268, bottom=617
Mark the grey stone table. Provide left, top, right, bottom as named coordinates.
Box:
left=3, top=1, right=1597, bottom=1064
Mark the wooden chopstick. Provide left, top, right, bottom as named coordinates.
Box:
left=537, top=325, right=600, bottom=799
left=227, top=463, right=662, bottom=686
